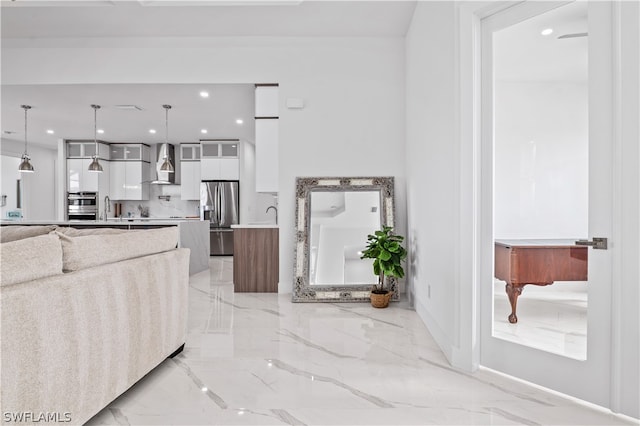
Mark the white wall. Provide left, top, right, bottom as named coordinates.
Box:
left=614, top=1, right=639, bottom=418
left=2, top=35, right=407, bottom=292
left=495, top=81, right=588, bottom=239
left=118, top=184, right=200, bottom=219
left=406, top=0, right=639, bottom=419
left=405, top=1, right=458, bottom=362
left=0, top=156, right=21, bottom=218
left=0, top=139, right=57, bottom=220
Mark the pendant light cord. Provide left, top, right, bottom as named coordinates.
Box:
left=92, top=104, right=100, bottom=155
left=163, top=104, right=171, bottom=159
left=21, top=105, right=31, bottom=156
left=24, top=107, right=28, bottom=155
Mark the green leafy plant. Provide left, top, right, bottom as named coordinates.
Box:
left=360, top=225, right=407, bottom=294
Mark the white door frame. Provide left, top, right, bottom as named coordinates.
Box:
left=457, top=0, right=625, bottom=412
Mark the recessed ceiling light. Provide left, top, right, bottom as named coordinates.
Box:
left=201, top=129, right=208, bottom=134
left=541, top=28, right=553, bottom=36
left=97, top=129, right=105, bottom=134
left=46, top=129, right=54, bottom=134
left=200, top=91, right=209, bottom=98
left=236, top=119, right=243, bottom=125
left=149, top=129, right=156, bottom=134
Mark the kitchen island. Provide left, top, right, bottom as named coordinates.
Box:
left=0, top=219, right=209, bottom=275
left=231, top=224, right=279, bottom=292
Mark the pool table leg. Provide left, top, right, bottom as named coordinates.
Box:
left=505, top=283, right=522, bottom=324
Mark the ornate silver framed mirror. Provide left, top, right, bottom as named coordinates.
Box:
left=293, top=176, right=397, bottom=302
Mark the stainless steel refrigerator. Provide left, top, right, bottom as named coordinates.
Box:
left=201, top=180, right=239, bottom=256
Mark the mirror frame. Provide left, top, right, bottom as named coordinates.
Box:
left=293, top=176, right=397, bottom=302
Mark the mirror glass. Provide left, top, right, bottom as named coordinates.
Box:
left=293, top=177, right=396, bottom=303
left=309, top=191, right=380, bottom=285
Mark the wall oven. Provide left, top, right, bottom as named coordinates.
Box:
left=67, top=192, right=98, bottom=221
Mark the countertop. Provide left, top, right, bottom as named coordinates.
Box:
left=1, top=219, right=210, bottom=276
left=1, top=219, right=204, bottom=226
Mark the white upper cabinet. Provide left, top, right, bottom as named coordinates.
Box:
left=200, top=140, right=239, bottom=181
left=109, top=143, right=151, bottom=162
left=66, top=141, right=110, bottom=195
left=255, top=120, right=279, bottom=193
left=181, top=161, right=201, bottom=200
left=180, top=143, right=201, bottom=200
left=255, top=84, right=279, bottom=193
left=67, top=141, right=109, bottom=159
left=181, top=144, right=201, bottom=161
left=109, top=161, right=150, bottom=201
left=67, top=158, right=110, bottom=194
left=255, top=85, right=279, bottom=117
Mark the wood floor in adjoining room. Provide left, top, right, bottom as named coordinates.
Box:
left=88, top=258, right=632, bottom=425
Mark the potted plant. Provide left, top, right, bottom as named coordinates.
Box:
left=360, top=225, right=407, bottom=308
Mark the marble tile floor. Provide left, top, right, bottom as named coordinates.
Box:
left=492, top=281, right=588, bottom=360
left=88, top=258, right=634, bottom=426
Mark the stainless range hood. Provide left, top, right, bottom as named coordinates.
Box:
left=151, top=143, right=176, bottom=185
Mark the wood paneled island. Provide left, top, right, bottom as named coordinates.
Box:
left=232, top=224, right=279, bottom=292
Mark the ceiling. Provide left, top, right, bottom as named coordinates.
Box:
left=1, top=84, right=256, bottom=148
left=494, top=2, right=588, bottom=82
left=1, top=1, right=587, bottom=149
left=1, top=1, right=417, bottom=38
left=1, top=0, right=416, bottom=150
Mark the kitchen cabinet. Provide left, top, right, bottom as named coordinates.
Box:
left=109, top=143, right=151, bottom=162
left=254, top=85, right=279, bottom=193
left=201, top=141, right=238, bottom=158
left=180, top=143, right=201, bottom=201
left=109, top=161, right=150, bottom=200
left=67, top=141, right=109, bottom=159
left=255, top=85, right=279, bottom=117
left=180, top=144, right=200, bottom=161
left=66, top=141, right=110, bottom=195
left=255, top=119, right=279, bottom=192
left=233, top=226, right=279, bottom=292
left=200, top=140, right=239, bottom=181
left=201, top=158, right=239, bottom=180
left=67, top=158, right=110, bottom=195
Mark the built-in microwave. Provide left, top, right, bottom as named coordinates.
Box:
left=67, top=192, right=98, bottom=221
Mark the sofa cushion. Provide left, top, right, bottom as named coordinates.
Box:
left=57, top=226, right=179, bottom=272
left=0, top=234, right=64, bottom=286
left=54, top=226, right=128, bottom=237
left=0, top=225, right=57, bottom=243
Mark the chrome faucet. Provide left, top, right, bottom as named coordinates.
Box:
left=104, top=195, right=110, bottom=221
left=266, top=205, right=278, bottom=225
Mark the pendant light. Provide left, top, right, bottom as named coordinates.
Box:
left=18, top=105, right=35, bottom=173
left=160, top=104, right=175, bottom=173
left=87, top=104, right=103, bottom=173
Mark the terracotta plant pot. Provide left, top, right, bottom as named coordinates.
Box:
left=370, top=290, right=393, bottom=308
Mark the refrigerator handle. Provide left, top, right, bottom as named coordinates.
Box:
left=220, top=183, right=226, bottom=226
left=216, top=183, right=221, bottom=226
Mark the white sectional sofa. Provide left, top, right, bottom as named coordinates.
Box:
left=0, top=225, right=190, bottom=425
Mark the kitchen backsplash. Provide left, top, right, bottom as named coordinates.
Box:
left=115, top=185, right=199, bottom=219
